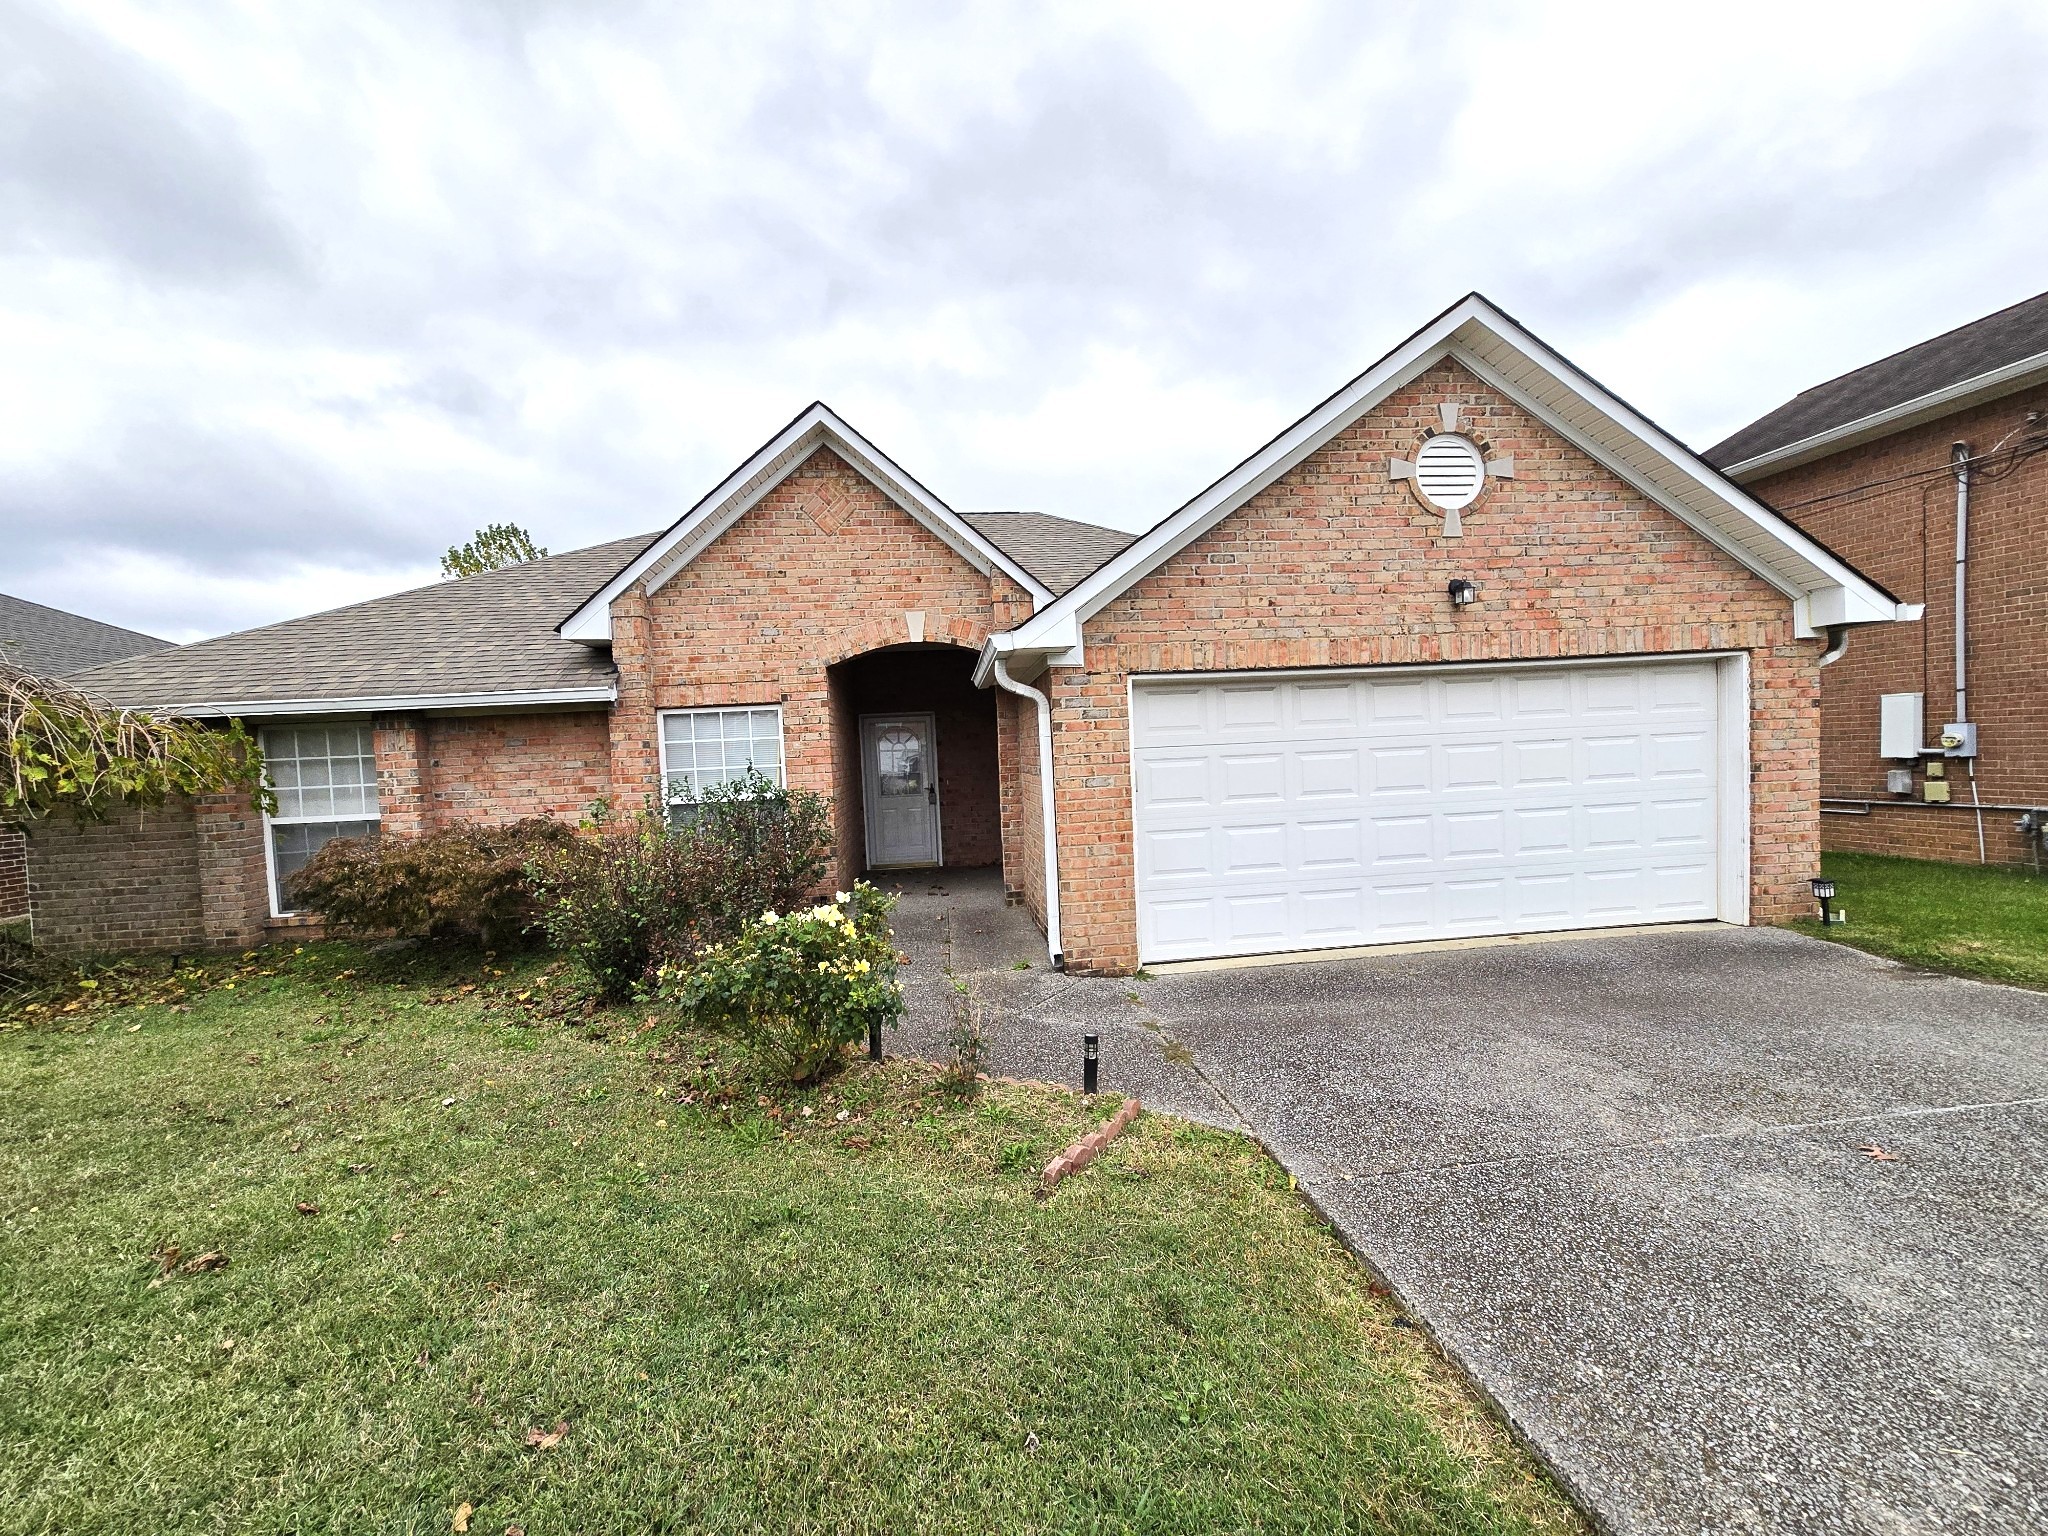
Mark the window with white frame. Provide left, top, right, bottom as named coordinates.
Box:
left=658, top=706, right=784, bottom=809
left=262, top=724, right=380, bottom=913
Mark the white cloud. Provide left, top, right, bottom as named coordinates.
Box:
left=2, top=0, right=2045, bottom=637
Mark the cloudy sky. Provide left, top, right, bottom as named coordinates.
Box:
left=4, top=0, right=2046, bottom=642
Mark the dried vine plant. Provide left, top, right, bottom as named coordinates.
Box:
left=0, top=664, right=271, bottom=823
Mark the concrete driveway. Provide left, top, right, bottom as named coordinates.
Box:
left=888, top=874, right=2048, bottom=1536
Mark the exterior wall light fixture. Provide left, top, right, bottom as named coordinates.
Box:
left=1447, top=579, right=1479, bottom=608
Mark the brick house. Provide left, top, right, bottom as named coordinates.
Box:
left=1, top=594, right=171, bottom=934
left=1709, top=290, right=2048, bottom=868
left=41, top=295, right=1910, bottom=971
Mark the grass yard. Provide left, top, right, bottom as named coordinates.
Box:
left=1789, top=851, right=2048, bottom=990
left=0, top=945, right=1581, bottom=1536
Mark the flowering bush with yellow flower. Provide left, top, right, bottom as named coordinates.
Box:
left=662, top=883, right=901, bottom=1083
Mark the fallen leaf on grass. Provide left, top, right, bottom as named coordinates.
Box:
left=523, top=1420, right=568, bottom=1451
left=452, top=1502, right=473, bottom=1532
left=181, top=1251, right=227, bottom=1274
left=505, top=1526, right=526, bottom=1536
left=1858, top=1144, right=1899, bottom=1162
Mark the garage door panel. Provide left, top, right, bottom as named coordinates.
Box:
left=1132, top=660, right=1725, bottom=963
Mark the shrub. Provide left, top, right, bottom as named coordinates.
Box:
left=664, top=884, right=901, bottom=1083
left=285, top=818, right=578, bottom=949
left=529, top=774, right=835, bottom=1002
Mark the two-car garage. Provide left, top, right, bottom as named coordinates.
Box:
left=1128, top=657, right=1745, bottom=965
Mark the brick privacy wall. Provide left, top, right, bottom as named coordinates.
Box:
left=834, top=650, right=1000, bottom=869
left=1751, top=381, right=2048, bottom=866
left=995, top=688, right=1046, bottom=923
left=1821, top=803, right=2038, bottom=866
left=1048, top=358, right=1822, bottom=973
left=611, top=446, right=1004, bottom=893
left=0, top=824, right=27, bottom=926
left=24, top=801, right=208, bottom=955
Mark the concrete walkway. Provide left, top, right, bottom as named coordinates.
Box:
left=883, top=873, right=2048, bottom=1536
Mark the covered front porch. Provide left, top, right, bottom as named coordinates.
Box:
left=825, top=643, right=1002, bottom=886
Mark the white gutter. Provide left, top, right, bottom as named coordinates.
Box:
left=989, top=655, right=1063, bottom=969
left=128, top=685, right=620, bottom=720
left=1951, top=441, right=1971, bottom=725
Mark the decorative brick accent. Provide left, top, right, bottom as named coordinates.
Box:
left=1038, top=1096, right=1143, bottom=1198
left=1045, top=359, right=1823, bottom=973
left=1752, top=380, right=2048, bottom=866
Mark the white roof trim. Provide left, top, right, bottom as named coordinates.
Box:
left=1001, top=294, right=1908, bottom=650
left=1718, top=347, right=2048, bottom=481
left=148, top=685, right=619, bottom=720
left=560, top=403, right=1051, bottom=642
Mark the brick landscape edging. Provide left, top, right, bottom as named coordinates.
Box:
left=1037, top=1097, right=1142, bottom=1199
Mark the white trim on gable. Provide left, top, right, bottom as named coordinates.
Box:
left=559, top=403, right=1052, bottom=643
left=996, top=294, right=1912, bottom=658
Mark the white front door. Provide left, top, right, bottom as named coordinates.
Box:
left=1129, top=659, right=1729, bottom=964
left=863, top=714, right=941, bottom=868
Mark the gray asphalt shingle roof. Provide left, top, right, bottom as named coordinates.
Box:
left=959, top=511, right=1135, bottom=597
left=65, top=501, right=1137, bottom=716
left=1708, top=288, right=2048, bottom=468
left=0, top=593, right=171, bottom=677
left=72, top=533, right=658, bottom=713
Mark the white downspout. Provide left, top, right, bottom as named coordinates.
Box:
left=1952, top=441, right=1987, bottom=863
left=991, top=656, right=1063, bottom=969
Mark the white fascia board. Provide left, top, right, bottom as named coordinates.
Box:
left=158, top=685, right=618, bottom=720
left=1720, top=350, right=2048, bottom=482
left=1005, top=293, right=1905, bottom=653
left=557, top=404, right=1051, bottom=642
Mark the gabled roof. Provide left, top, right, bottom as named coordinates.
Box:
left=1709, top=288, right=2048, bottom=478
left=988, top=293, right=1910, bottom=670
left=73, top=534, right=653, bottom=717
left=958, top=512, right=1136, bottom=597
left=0, top=593, right=170, bottom=677
left=559, top=403, right=1055, bottom=642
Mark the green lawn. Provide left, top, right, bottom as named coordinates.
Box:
left=1789, top=851, right=2048, bottom=990
left=0, top=946, right=1580, bottom=1535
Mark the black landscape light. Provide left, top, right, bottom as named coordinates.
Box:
left=1447, top=578, right=1478, bottom=608
left=868, top=1018, right=883, bottom=1063
left=1083, top=1033, right=1099, bottom=1096
left=1811, top=876, right=1837, bottom=925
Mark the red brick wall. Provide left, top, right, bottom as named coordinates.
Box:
left=611, top=446, right=999, bottom=891
left=1047, top=358, right=1821, bottom=973
left=995, top=688, right=1046, bottom=922
left=0, top=825, right=27, bottom=928
left=1821, top=803, right=2038, bottom=866
left=418, top=712, right=612, bottom=826
left=1746, top=381, right=2048, bottom=865
left=23, top=802, right=209, bottom=956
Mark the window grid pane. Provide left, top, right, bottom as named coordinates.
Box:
left=660, top=707, right=783, bottom=803
left=263, top=725, right=380, bottom=823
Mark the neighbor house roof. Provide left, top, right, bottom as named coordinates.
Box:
left=983, top=291, right=1913, bottom=679
left=1708, top=289, right=2048, bottom=479
left=0, top=593, right=171, bottom=677
left=958, top=512, right=1136, bottom=597
left=72, top=534, right=656, bottom=718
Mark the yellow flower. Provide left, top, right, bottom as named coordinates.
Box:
left=853, top=958, right=870, bottom=974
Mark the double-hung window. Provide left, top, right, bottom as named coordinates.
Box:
left=262, top=725, right=380, bottom=914
left=658, top=706, right=784, bottom=818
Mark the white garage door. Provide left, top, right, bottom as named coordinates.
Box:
left=1130, top=660, right=1729, bottom=964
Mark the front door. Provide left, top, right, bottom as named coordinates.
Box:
left=862, top=714, right=941, bottom=868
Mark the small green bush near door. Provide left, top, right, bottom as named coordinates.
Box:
left=1789, top=851, right=2048, bottom=990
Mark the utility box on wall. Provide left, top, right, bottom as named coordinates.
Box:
left=1879, top=693, right=1924, bottom=760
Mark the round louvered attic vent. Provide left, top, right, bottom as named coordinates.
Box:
left=1413, top=433, right=1486, bottom=511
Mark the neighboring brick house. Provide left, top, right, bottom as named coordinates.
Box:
left=49, top=294, right=1910, bottom=971
left=1709, top=290, right=2048, bottom=868
left=1, top=594, right=172, bottom=934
